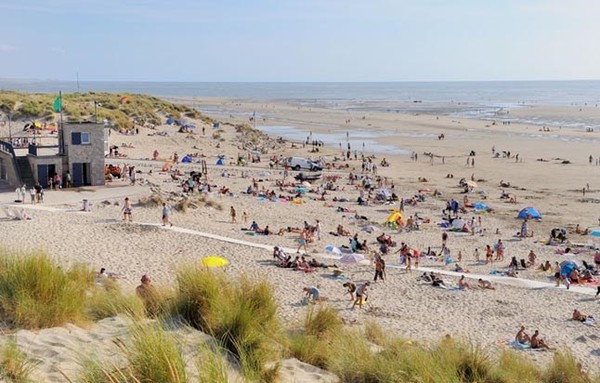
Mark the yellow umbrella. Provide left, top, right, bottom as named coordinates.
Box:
left=201, top=256, right=229, bottom=268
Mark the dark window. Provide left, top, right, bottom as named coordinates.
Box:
left=71, top=132, right=81, bottom=145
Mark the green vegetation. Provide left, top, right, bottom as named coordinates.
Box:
left=173, top=268, right=280, bottom=382
left=0, top=250, right=91, bottom=328
left=0, top=340, right=37, bottom=383
left=0, top=90, right=213, bottom=131
left=0, top=250, right=597, bottom=382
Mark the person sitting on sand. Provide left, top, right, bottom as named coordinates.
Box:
left=136, top=274, right=159, bottom=315
left=458, top=275, right=470, bottom=289
left=515, top=326, right=531, bottom=345
left=530, top=330, right=553, bottom=350
left=527, top=250, right=537, bottom=266
left=538, top=260, right=552, bottom=272
left=572, top=309, right=589, bottom=322
left=273, top=246, right=287, bottom=262
left=431, top=273, right=446, bottom=288
left=454, top=264, right=470, bottom=273
left=478, top=278, right=495, bottom=290
left=343, top=282, right=356, bottom=300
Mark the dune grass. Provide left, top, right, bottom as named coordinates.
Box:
left=0, top=340, right=37, bottom=383
left=86, top=278, right=146, bottom=321
left=0, top=250, right=92, bottom=329
left=173, top=268, right=280, bottom=382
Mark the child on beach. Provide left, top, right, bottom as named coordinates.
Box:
left=122, top=197, right=133, bottom=222
left=162, top=203, right=173, bottom=227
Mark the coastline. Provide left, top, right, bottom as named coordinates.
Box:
left=0, top=92, right=599, bottom=380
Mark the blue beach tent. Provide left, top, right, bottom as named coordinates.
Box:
left=517, top=207, right=541, bottom=220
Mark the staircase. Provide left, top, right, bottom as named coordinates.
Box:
left=16, top=156, right=35, bottom=187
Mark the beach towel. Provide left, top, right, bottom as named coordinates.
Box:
left=584, top=316, right=597, bottom=326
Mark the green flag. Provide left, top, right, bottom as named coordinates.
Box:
left=53, top=95, right=61, bottom=113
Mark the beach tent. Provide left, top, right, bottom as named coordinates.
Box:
left=166, top=117, right=177, bottom=125
left=560, top=260, right=578, bottom=276
left=473, top=202, right=490, bottom=210
left=181, top=155, right=192, bottom=163
left=590, top=228, right=600, bottom=237
left=517, top=207, right=541, bottom=220
left=216, top=157, right=225, bottom=166
left=325, top=245, right=342, bottom=255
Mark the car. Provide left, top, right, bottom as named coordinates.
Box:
left=286, top=157, right=322, bottom=171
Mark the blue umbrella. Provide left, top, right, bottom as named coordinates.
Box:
left=325, top=245, right=342, bottom=255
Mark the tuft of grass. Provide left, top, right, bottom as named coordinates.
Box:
left=173, top=268, right=280, bottom=382
left=492, top=349, right=541, bottom=383
left=196, top=342, right=229, bottom=383
left=543, top=351, right=592, bottom=383
left=86, top=279, right=146, bottom=321
left=304, top=306, right=342, bottom=339
left=173, top=267, right=224, bottom=331
left=124, top=322, right=189, bottom=383
left=0, top=340, right=38, bottom=383
left=0, top=250, right=92, bottom=329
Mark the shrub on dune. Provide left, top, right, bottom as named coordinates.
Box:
left=0, top=250, right=91, bottom=329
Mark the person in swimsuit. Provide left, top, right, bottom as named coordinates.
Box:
left=122, top=197, right=133, bottom=221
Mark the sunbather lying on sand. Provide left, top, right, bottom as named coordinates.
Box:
left=478, top=278, right=495, bottom=290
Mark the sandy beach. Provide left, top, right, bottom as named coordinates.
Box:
left=1, top=98, right=600, bottom=381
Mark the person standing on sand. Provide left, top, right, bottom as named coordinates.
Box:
left=242, top=211, right=248, bottom=224
left=495, top=239, right=505, bottom=261
left=297, top=229, right=309, bottom=254
left=374, top=255, right=385, bottom=281
left=230, top=206, right=237, bottom=223
left=315, top=219, right=322, bottom=240
left=122, top=197, right=133, bottom=222
left=162, top=203, right=173, bottom=227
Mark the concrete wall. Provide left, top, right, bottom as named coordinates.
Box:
left=62, top=123, right=106, bottom=186
left=0, top=150, right=20, bottom=189
left=27, top=155, right=63, bottom=185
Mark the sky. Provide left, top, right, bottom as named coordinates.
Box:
left=0, top=0, right=599, bottom=82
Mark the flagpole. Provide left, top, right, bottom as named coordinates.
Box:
left=59, top=91, right=64, bottom=155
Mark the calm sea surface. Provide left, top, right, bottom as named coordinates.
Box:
left=1, top=80, right=600, bottom=128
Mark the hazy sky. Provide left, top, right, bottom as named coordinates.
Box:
left=0, top=0, right=599, bottom=82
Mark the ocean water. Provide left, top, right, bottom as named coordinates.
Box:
left=2, top=79, right=600, bottom=129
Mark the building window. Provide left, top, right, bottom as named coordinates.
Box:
left=71, top=132, right=91, bottom=145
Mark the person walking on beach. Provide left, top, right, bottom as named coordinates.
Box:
left=122, top=197, right=133, bottom=222
left=230, top=206, right=237, bottom=223
left=297, top=229, right=309, bottom=254
left=242, top=211, right=248, bottom=224
left=315, top=219, right=322, bottom=241
left=374, top=255, right=385, bottom=281
left=162, top=203, right=173, bottom=227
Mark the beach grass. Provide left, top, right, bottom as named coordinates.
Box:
left=0, top=249, right=92, bottom=329
left=173, top=268, right=280, bottom=381
left=0, top=340, right=37, bottom=383
left=86, top=279, right=146, bottom=321
left=196, top=342, right=230, bottom=383
left=0, top=91, right=213, bottom=130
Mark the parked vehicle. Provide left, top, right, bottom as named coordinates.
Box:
left=286, top=157, right=322, bottom=171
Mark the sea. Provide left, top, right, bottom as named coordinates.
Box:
left=2, top=79, right=600, bottom=131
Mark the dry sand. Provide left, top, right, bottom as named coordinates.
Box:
left=0, top=99, right=600, bottom=381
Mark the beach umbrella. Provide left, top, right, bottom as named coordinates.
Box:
left=201, top=256, right=229, bottom=268
left=517, top=207, right=542, bottom=220
left=325, top=245, right=342, bottom=255
left=301, top=181, right=311, bottom=188
left=340, top=253, right=365, bottom=264
left=473, top=202, right=489, bottom=210
left=294, top=187, right=308, bottom=194
left=452, top=219, right=466, bottom=229
left=590, top=228, right=600, bottom=237
left=466, top=180, right=477, bottom=188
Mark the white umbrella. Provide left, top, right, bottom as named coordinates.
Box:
left=302, top=181, right=312, bottom=188
left=340, top=253, right=365, bottom=264
left=325, top=245, right=342, bottom=255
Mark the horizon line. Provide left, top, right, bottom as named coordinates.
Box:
left=1, top=78, right=600, bottom=84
